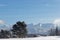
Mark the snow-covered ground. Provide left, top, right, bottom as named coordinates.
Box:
left=0, top=36, right=60, bottom=40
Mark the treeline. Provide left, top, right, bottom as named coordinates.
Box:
left=0, top=21, right=60, bottom=38
left=0, top=21, right=27, bottom=38
left=49, top=26, right=60, bottom=36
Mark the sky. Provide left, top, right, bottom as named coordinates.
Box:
left=0, top=0, right=60, bottom=25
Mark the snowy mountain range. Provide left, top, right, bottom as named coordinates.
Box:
left=27, top=23, right=55, bottom=35
left=0, top=23, right=58, bottom=35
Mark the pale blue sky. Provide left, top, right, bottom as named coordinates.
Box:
left=0, top=0, right=60, bottom=24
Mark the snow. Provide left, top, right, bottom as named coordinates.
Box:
left=0, top=36, right=60, bottom=40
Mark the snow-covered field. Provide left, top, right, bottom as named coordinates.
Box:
left=0, top=36, right=60, bottom=40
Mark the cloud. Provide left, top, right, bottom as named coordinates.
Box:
left=0, top=20, right=5, bottom=24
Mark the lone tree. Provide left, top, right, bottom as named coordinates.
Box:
left=12, top=21, right=27, bottom=38
left=56, top=26, right=58, bottom=36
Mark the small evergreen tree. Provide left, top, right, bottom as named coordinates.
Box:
left=56, top=26, right=58, bottom=36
